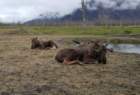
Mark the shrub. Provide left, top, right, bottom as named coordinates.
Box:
left=124, top=30, right=132, bottom=34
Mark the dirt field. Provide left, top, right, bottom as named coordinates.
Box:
left=0, top=35, right=140, bottom=95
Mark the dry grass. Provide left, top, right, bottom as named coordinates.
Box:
left=0, top=35, right=140, bottom=95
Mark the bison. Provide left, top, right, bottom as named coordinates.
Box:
left=55, top=40, right=113, bottom=65
left=31, top=37, right=58, bottom=49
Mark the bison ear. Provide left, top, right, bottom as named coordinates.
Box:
left=33, top=37, right=38, bottom=40
left=35, top=37, right=38, bottom=39
left=31, top=37, right=38, bottom=42
left=93, top=40, right=102, bottom=45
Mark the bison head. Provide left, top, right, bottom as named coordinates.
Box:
left=85, top=40, right=113, bottom=64
left=31, top=37, right=42, bottom=49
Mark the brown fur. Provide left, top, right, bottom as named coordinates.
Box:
left=31, top=37, right=58, bottom=49
left=55, top=41, right=113, bottom=64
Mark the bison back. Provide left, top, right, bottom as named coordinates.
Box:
left=55, top=49, right=79, bottom=63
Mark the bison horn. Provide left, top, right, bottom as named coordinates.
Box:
left=72, top=40, right=81, bottom=45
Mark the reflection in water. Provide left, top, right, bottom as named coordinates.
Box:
left=107, top=44, right=140, bottom=54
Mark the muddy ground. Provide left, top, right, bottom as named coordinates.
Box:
left=0, top=35, right=140, bottom=95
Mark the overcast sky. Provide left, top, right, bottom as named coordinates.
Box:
left=0, top=0, right=81, bottom=23
left=0, top=0, right=140, bottom=23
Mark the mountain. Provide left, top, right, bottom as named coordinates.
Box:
left=62, top=8, right=140, bottom=22
left=25, top=1, right=140, bottom=25
left=24, top=16, right=61, bottom=25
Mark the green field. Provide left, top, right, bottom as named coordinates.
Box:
left=0, top=25, right=140, bottom=35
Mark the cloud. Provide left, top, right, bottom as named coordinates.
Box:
left=0, top=0, right=140, bottom=23
left=0, top=0, right=81, bottom=23
left=88, top=0, right=140, bottom=9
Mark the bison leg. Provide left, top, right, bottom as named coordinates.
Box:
left=83, top=59, right=96, bottom=64
left=98, top=56, right=107, bottom=64
left=63, top=58, right=80, bottom=65
left=102, top=57, right=107, bottom=64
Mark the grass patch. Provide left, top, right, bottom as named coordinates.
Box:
left=0, top=25, right=140, bottom=35
left=0, top=35, right=139, bottom=95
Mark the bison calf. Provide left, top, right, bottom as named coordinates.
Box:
left=31, top=37, right=58, bottom=49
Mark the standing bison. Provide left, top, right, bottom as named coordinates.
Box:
left=55, top=40, right=113, bottom=64
left=31, top=37, right=58, bottom=49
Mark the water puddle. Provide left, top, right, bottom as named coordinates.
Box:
left=108, top=44, right=140, bottom=54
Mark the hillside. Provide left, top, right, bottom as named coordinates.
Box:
left=25, top=8, right=140, bottom=25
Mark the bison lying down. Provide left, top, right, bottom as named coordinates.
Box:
left=31, top=37, right=58, bottom=49
left=55, top=41, right=113, bottom=64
